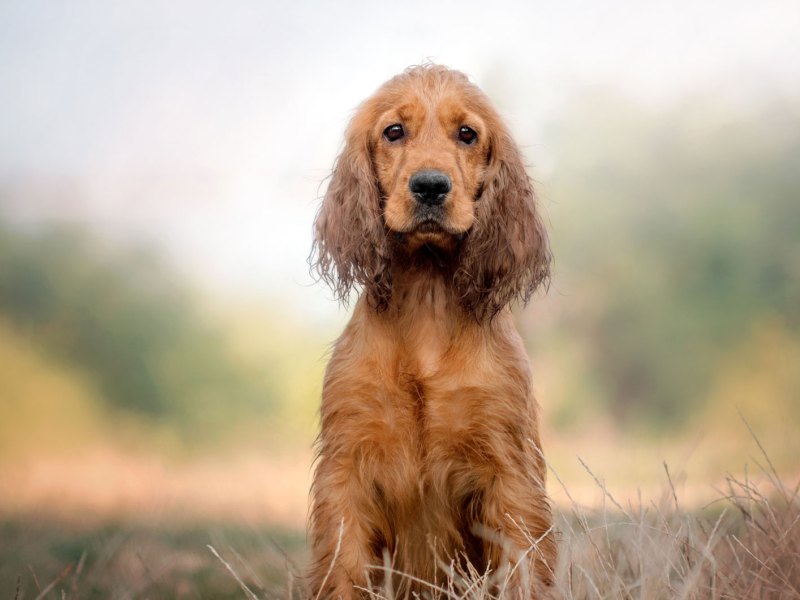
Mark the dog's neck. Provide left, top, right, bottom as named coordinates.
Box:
left=367, top=238, right=509, bottom=328
left=385, top=242, right=459, bottom=312
left=360, top=261, right=512, bottom=380
left=379, top=268, right=461, bottom=379
left=390, top=268, right=451, bottom=317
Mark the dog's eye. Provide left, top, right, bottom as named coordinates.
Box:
left=458, top=126, right=477, bottom=144
left=383, top=124, right=405, bottom=142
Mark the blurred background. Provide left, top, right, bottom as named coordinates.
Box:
left=1, top=0, right=799, bottom=594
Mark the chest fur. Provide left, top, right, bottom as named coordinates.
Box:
left=328, top=299, right=530, bottom=478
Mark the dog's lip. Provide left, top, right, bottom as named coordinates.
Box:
left=388, top=215, right=470, bottom=240
left=408, top=211, right=459, bottom=233
left=392, top=219, right=467, bottom=237
left=415, top=220, right=446, bottom=233
left=400, top=220, right=462, bottom=237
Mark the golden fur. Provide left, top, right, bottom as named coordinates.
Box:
left=309, top=65, right=556, bottom=598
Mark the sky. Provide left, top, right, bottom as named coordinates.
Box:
left=0, top=0, right=798, bottom=316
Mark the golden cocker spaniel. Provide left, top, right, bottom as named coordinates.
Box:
left=309, top=65, right=556, bottom=599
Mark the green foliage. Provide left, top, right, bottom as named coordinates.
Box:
left=0, top=223, right=276, bottom=439
left=542, top=92, right=800, bottom=428
left=1, top=89, right=797, bottom=440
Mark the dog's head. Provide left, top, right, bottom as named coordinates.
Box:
left=312, top=65, right=551, bottom=319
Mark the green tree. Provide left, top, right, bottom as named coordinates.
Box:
left=0, top=221, right=276, bottom=438
left=541, top=91, right=800, bottom=428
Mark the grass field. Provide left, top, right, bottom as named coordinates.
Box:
left=4, top=444, right=798, bottom=600
left=1, top=518, right=305, bottom=599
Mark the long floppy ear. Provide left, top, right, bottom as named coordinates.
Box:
left=454, top=125, right=551, bottom=320
left=311, top=113, right=391, bottom=309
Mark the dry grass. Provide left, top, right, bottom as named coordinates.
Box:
left=4, top=436, right=799, bottom=599
left=549, top=460, right=800, bottom=599
left=1, top=520, right=306, bottom=599
left=279, top=449, right=799, bottom=599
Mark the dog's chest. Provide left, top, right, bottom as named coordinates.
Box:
left=395, top=314, right=501, bottom=454
left=406, top=318, right=449, bottom=380
left=328, top=304, right=533, bottom=529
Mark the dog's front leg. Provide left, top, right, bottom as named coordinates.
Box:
left=308, top=451, right=377, bottom=599
left=480, top=464, right=557, bottom=599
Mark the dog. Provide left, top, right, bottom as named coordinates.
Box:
left=308, top=65, right=556, bottom=599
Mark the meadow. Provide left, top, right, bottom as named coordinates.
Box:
left=3, top=438, right=797, bottom=599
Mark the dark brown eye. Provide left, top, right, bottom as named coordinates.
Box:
left=458, top=125, right=477, bottom=144
left=383, top=123, right=404, bottom=142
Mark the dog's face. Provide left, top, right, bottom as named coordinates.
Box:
left=372, top=88, right=489, bottom=252
left=313, top=66, right=551, bottom=317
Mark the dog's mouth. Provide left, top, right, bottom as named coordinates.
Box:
left=384, top=201, right=469, bottom=249
left=415, top=219, right=446, bottom=234
left=403, top=219, right=464, bottom=243
left=405, top=206, right=461, bottom=236
left=392, top=216, right=468, bottom=256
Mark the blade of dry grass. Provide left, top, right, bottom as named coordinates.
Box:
left=207, top=544, right=260, bottom=600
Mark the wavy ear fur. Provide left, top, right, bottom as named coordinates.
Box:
left=454, top=126, right=552, bottom=320
left=311, top=113, right=391, bottom=309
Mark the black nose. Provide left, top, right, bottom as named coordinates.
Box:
left=409, top=170, right=451, bottom=206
